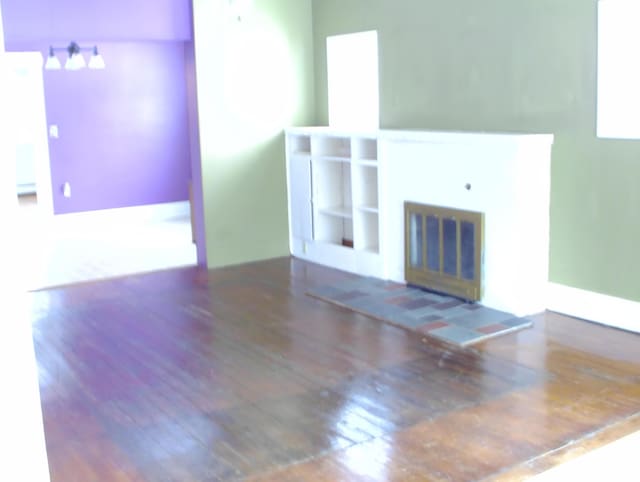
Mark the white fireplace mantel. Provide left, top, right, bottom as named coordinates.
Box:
left=285, top=127, right=553, bottom=317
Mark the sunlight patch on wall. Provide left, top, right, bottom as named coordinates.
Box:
left=223, top=9, right=295, bottom=151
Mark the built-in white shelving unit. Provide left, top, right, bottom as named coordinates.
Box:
left=286, top=128, right=383, bottom=277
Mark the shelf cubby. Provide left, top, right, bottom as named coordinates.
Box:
left=353, top=164, right=378, bottom=211
left=312, top=158, right=352, bottom=215
left=312, top=136, right=351, bottom=159
left=288, top=134, right=311, bottom=156
left=354, top=211, right=379, bottom=253
left=352, top=137, right=378, bottom=162
left=315, top=214, right=354, bottom=247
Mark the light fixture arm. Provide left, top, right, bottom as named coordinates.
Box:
left=49, top=41, right=89, bottom=55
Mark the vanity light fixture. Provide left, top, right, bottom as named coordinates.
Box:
left=45, top=42, right=106, bottom=71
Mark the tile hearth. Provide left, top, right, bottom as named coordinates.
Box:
left=308, top=277, right=533, bottom=346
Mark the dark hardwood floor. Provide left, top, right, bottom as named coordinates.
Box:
left=29, top=257, right=640, bottom=481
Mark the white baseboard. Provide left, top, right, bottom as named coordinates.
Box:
left=57, top=201, right=190, bottom=224
left=547, top=282, right=640, bottom=334
left=17, top=183, right=37, bottom=195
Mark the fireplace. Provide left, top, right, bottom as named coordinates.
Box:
left=286, top=126, right=552, bottom=316
left=405, top=201, right=484, bottom=301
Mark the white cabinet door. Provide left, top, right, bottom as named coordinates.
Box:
left=288, top=155, right=313, bottom=241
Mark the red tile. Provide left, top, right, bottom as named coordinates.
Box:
left=386, top=295, right=412, bottom=305
left=418, top=321, right=449, bottom=332
left=476, top=323, right=507, bottom=334
left=384, top=283, right=406, bottom=291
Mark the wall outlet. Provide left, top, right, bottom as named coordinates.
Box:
left=62, top=182, right=71, bottom=198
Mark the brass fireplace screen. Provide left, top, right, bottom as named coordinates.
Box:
left=404, top=202, right=484, bottom=301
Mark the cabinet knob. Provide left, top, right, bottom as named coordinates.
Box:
left=465, top=183, right=471, bottom=191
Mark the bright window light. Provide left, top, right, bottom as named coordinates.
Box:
left=597, top=1, right=640, bottom=139
left=327, top=30, right=379, bottom=130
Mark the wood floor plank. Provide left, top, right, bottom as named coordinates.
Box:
left=29, top=257, right=640, bottom=481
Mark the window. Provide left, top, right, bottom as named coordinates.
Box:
left=597, top=0, right=640, bottom=139
left=326, top=31, right=379, bottom=129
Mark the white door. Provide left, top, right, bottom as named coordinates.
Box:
left=2, top=52, right=54, bottom=215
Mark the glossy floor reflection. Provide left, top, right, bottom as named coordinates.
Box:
left=29, top=258, right=640, bottom=481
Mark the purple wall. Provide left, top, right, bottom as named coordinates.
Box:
left=2, top=0, right=195, bottom=214
left=43, top=41, right=192, bottom=213
left=1, top=0, right=191, bottom=42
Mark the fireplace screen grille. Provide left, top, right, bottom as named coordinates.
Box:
left=405, top=202, right=484, bottom=301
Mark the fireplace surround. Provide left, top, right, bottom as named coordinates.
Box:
left=286, top=127, right=553, bottom=316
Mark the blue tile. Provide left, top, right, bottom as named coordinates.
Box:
left=402, top=298, right=438, bottom=310
left=340, top=279, right=371, bottom=290
left=446, top=309, right=515, bottom=329
left=406, top=286, right=449, bottom=301
left=344, top=297, right=376, bottom=310
left=402, top=305, right=437, bottom=320
left=372, top=303, right=412, bottom=318
left=429, top=325, right=481, bottom=345
left=437, top=306, right=478, bottom=320
left=386, top=311, right=422, bottom=327
left=310, top=286, right=344, bottom=297
left=419, top=315, right=444, bottom=323
left=433, top=299, right=465, bottom=310
left=501, top=317, right=533, bottom=328
left=333, top=290, right=369, bottom=302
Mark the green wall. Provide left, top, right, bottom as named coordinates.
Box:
left=312, top=0, right=640, bottom=302
left=193, top=0, right=314, bottom=268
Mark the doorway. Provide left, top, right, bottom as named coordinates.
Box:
left=3, top=51, right=198, bottom=291
left=4, top=52, right=54, bottom=216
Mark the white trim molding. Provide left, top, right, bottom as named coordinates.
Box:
left=56, top=201, right=190, bottom=224
left=547, top=282, right=640, bottom=334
